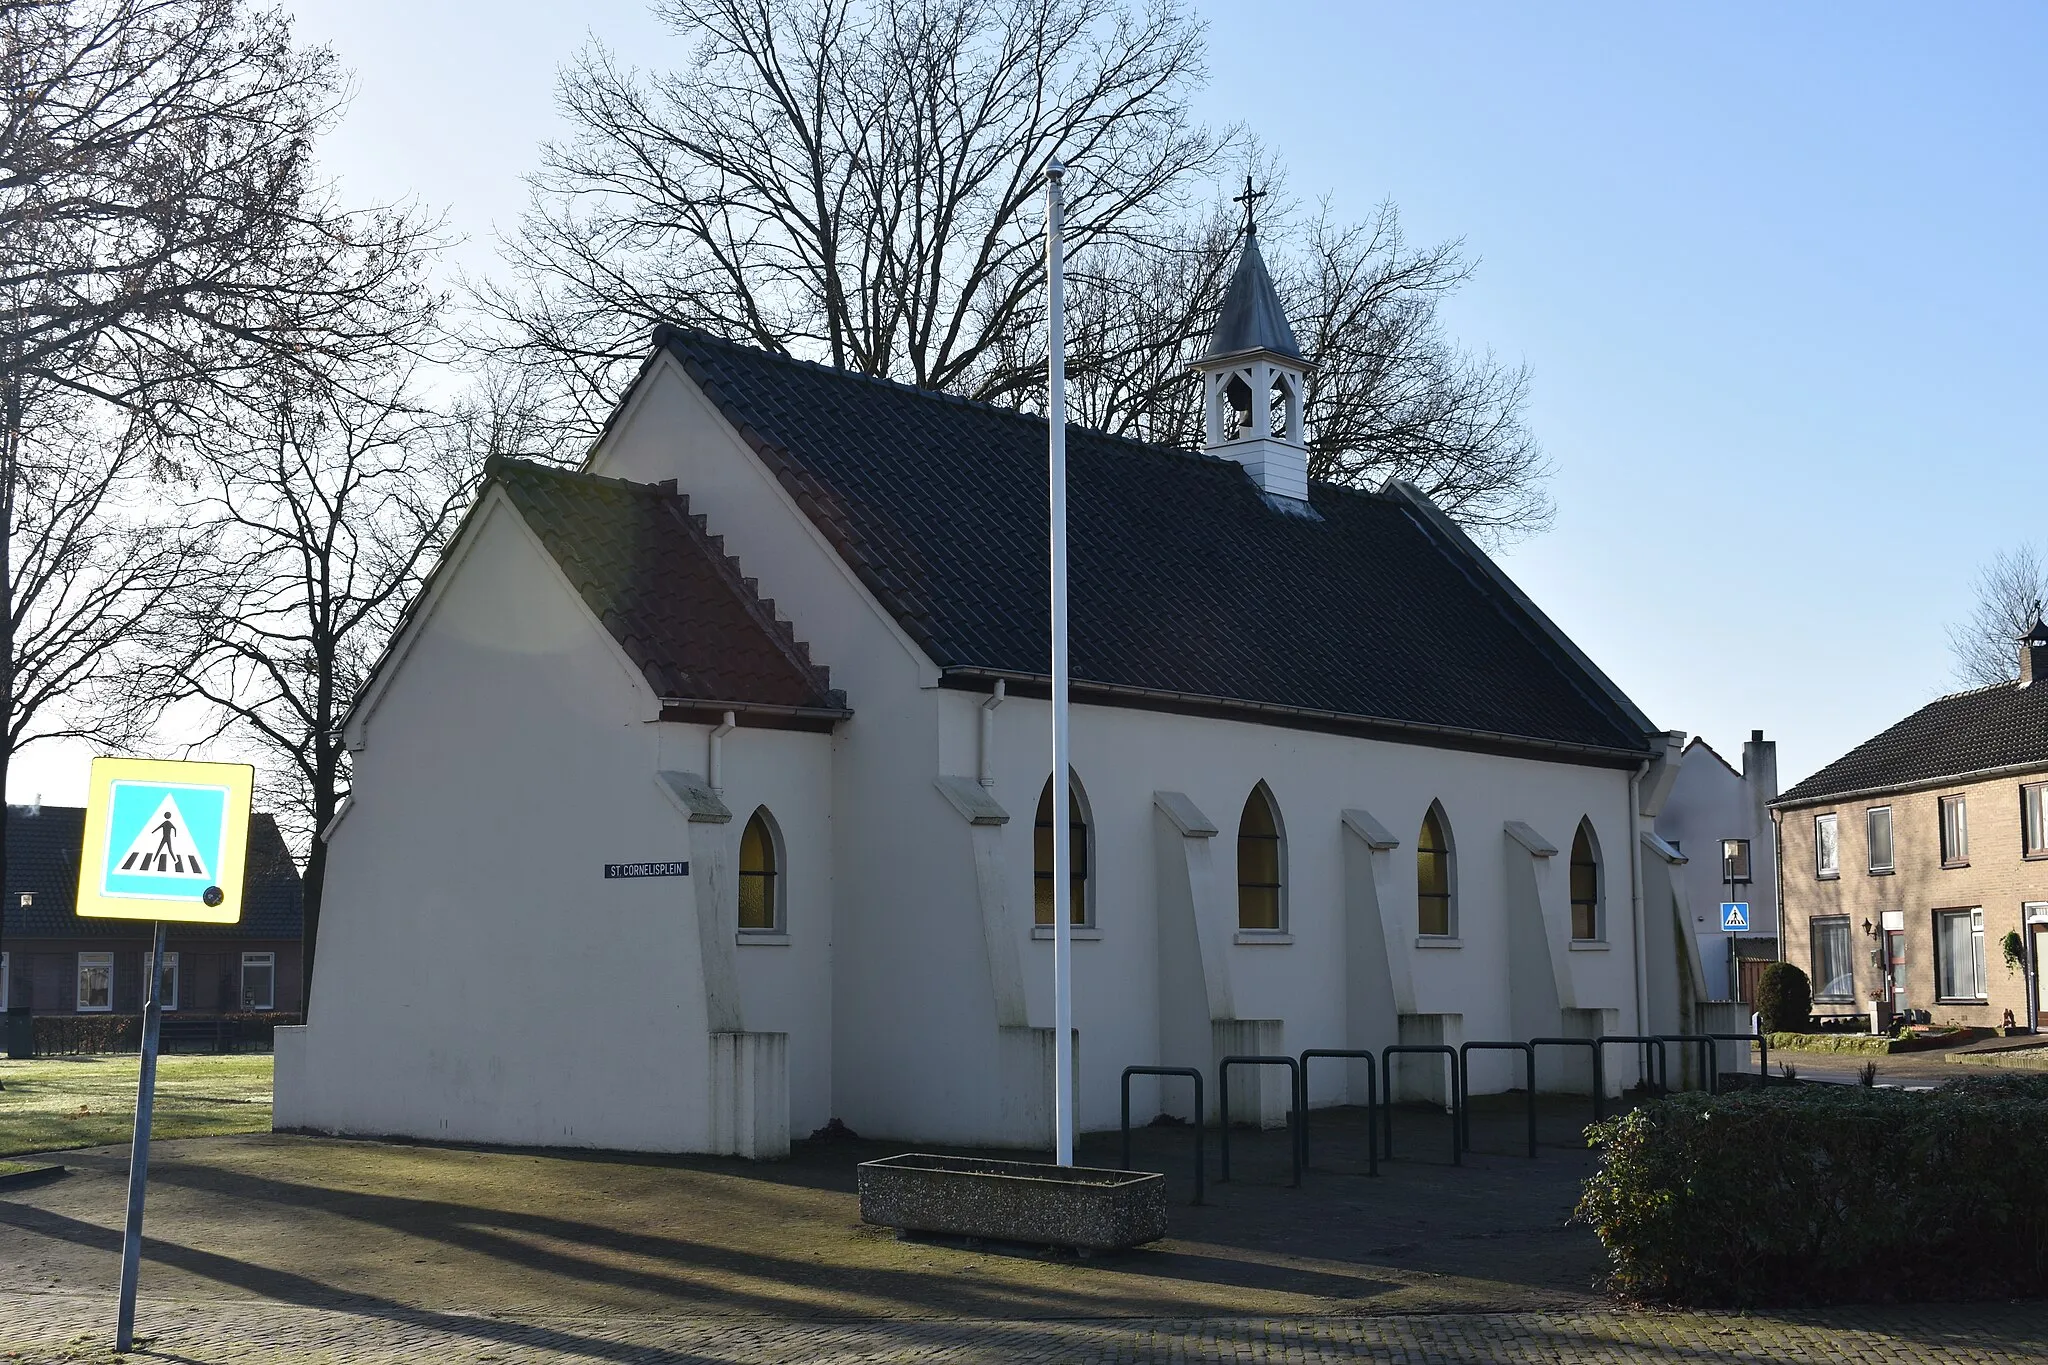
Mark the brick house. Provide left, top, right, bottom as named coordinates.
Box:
left=1772, top=621, right=2048, bottom=1031
left=1, top=802, right=304, bottom=1018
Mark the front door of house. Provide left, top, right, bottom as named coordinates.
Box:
left=2033, top=924, right=2048, bottom=1029
left=1885, top=930, right=1908, bottom=1013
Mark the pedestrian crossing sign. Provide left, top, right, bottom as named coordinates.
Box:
left=75, top=757, right=255, bottom=923
left=1720, top=901, right=1751, bottom=933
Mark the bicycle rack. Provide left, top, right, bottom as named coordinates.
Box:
left=1528, top=1037, right=1605, bottom=1123
left=1656, top=1034, right=1719, bottom=1094
left=1707, top=1031, right=1771, bottom=1087
left=1457, top=1041, right=1536, bottom=1157
left=1596, top=1034, right=1669, bottom=1098
left=1217, top=1055, right=1301, bottom=1186
left=1297, top=1049, right=1379, bottom=1177
left=1379, top=1045, right=1461, bottom=1166
left=1119, top=1066, right=1205, bottom=1205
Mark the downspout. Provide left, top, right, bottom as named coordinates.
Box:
left=708, top=711, right=737, bottom=795
left=1629, top=758, right=1650, bottom=1038
left=979, top=680, right=1006, bottom=788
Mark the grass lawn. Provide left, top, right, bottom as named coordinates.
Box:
left=0, top=1054, right=272, bottom=1158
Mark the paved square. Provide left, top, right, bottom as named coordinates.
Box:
left=2, top=1104, right=2043, bottom=1362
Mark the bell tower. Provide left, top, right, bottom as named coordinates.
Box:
left=1192, top=178, right=1314, bottom=503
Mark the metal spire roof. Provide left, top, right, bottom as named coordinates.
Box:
left=1203, top=227, right=1303, bottom=363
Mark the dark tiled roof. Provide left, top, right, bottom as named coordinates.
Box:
left=492, top=459, right=843, bottom=714
left=1205, top=230, right=1302, bottom=362
left=1776, top=681, right=2048, bottom=806
left=645, top=327, right=1654, bottom=757
left=1, top=806, right=302, bottom=940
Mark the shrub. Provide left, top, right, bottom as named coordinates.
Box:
left=33, top=1014, right=142, bottom=1055
left=1754, top=962, right=1811, bottom=1033
left=1574, top=1077, right=2048, bottom=1305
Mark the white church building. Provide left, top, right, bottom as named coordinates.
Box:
left=275, top=228, right=1715, bottom=1158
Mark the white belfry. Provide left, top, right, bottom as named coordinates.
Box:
left=1191, top=205, right=1315, bottom=504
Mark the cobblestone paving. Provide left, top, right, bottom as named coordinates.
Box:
left=7, top=1290, right=2048, bottom=1363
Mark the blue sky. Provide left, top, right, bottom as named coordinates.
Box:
left=13, top=2, right=2042, bottom=803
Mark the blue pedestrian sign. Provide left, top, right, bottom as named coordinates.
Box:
left=1720, top=901, right=1751, bottom=933
left=76, top=757, right=255, bottom=924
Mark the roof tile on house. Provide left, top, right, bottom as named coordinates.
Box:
left=644, top=326, right=1653, bottom=758
left=1775, top=681, right=2048, bottom=806
left=2, top=805, right=302, bottom=940
left=492, top=459, right=844, bottom=716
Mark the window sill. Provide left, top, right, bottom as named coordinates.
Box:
left=76, top=1007, right=111, bottom=1014
left=1942, top=861, right=1969, bottom=870
left=737, top=933, right=791, bottom=946
left=1233, top=931, right=1293, bottom=946
left=1568, top=940, right=1610, bottom=952
left=1414, top=935, right=1462, bottom=949
left=1935, top=997, right=1990, bottom=1007
left=2024, top=852, right=2048, bottom=862
left=1816, top=872, right=1840, bottom=881
left=1867, top=868, right=1895, bottom=877
left=1031, top=926, right=1103, bottom=941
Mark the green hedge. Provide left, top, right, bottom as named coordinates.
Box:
left=1575, top=1076, right=2048, bottom=1305
left=1765, top=1032, right=1897, bottom=1055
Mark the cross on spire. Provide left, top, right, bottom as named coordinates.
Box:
left=1233, top=173, right=1268, bottom=237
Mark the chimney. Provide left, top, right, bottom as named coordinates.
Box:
left=1742, top=730, right=1778, bottom=802
left=2022, top=615, right=2048, bottom=687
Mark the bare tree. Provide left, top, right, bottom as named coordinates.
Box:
left=1948, top=544, right=2048, bottom=687
left=482, top=0, right=1550, bottom=537
left=1, top=0, right=441, bottom=1008
left=0, top=394, right=193, bottom=1044
left=147, top=367, right=475, bottom=1000
left=480, top=0, right=1221, bottom=440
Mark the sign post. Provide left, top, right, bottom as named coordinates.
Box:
left=75, top=757, right=254, bottom=1352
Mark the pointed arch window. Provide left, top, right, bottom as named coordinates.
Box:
left=1237, top=784, right=1285, bottom=932
left=1034, top=776, right=1091, bottom=927
left=1570, top=820, right=1601, bottom=941
left=1417, top=803, right=1455, bottom=937
left=738, top=808, right=782, bottom=933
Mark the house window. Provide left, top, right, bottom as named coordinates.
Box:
left=1570, top=820, right=1601, bottom=940
left=1810, top=917, right=1853, bottom=1002
left=241, top=953, right=276, bottom=1011
left=1814, top=813, right=1839, bottom=878
left=1721, top=838, right=1752, bottom=883
left=1866, top=806, right=1894, bottom=873
left=77, top=952, right=113, bottom=1012
left=142, top=951, right=180, bottom=1011
left=737, top=808, right=782, bottom=932
left=1417, top=802, right=1455, bottom=937
left=2023, top=783, right=2047, bottom=859
left=1033, top=775, right=1091, bottom=927
left=1935, top=909, right=1987, bottom=1002
left=1236, top=784, right=1285, bottom=932
left=1939, top=795, right=1968, bottom=867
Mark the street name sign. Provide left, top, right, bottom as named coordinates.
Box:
left=1720, top=901, right=1751, bottom=933
left=75, top=757, right=255, bottom=924
left=605, top=861, right=689, bottom=879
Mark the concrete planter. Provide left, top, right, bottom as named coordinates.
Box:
left=857, top=1153, right=1166, bottom=1252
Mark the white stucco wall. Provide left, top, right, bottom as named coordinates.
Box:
left=278, top=494, right=833, bottom=1151
left=1657, top=737, right=1780, bottom=998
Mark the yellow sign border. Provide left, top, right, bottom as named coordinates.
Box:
left=75, top=757, right=256, bottom=924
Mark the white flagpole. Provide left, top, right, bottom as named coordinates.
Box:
left=1045, top=158, right=1075, bottom=1167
